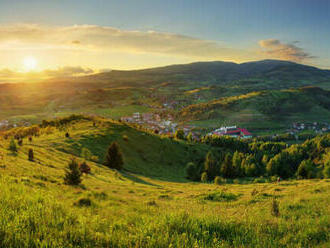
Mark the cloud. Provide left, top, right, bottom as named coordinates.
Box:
left=0, top=24, right=242, bottom=59
left=258, top=39, right=315, bottom=62
left=43, top=66, right=94, bottom=77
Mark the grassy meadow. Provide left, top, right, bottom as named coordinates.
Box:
left=0, top=118, right=329, bottom=247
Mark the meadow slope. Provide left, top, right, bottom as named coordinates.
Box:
left=0, top=118, right=329, bottom=247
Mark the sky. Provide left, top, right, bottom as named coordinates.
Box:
left=0, top=0, right=329, bottom=80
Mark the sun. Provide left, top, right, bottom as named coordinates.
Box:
left=23, top=56, right=38, bottom=71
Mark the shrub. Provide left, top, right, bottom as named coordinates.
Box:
left=76, top=198, right=92, bottom=207
left=18, top=139, right=23, bottom=146
left=104, top=142, right=124, bottom=170
left=79, top=161, right=91, bottom=174
left=201, top=172, right=208, bottom=183
left=185, top=162, right=198, bottom=180
left=28, top=136, right=33, bottom=142
left=28, top=149, right=34, bottom=162
left=271, top=198, right=280, bottom=217
left=214, top=176, right=223, bottom=185
left=64, top=158, right=82, bottom=185
left=122, top=134, right=129, bottom=141
left=174, top=129, right=185, bottom=140
left=8, top=139, right=17, bottom=153
left=202, top=191, right=239, bottom=202
left=65, top=132, right=70, bottom=138
left=81, top=147, right=92, bottom=160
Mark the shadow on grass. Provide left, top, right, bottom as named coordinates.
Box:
left=121, top=171, right=162, bottom=188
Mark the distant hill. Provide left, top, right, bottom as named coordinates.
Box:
left=180, top=86, right=330, bottom=129
left=79, top=59, right=330, bottom=88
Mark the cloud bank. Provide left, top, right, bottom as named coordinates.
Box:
left=258, top=39, right=315, bottom=62
left=0, top=24, right=237, bottom=59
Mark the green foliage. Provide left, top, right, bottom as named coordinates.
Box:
left=204, top=151, right=218, bottom=180
left=186, top=132, right=193, bottom=143
left=201, top=172, right=208, bottom=183
left=185, top=162, right=198, bottom=180
left=81, top=147, right=92, bottom=160
left=28, top=148, right=34, bottom=162
left=271, top=198, right=280, bottom=217
left=104, top=142, right=124, bottom=170
left=202, top=191, right=240, bottom=202
left=220, top=153, right=234, bottom=178
left=64, top=158, right=82, bottom=185
left=323, top=164, right=330, bottom=178
left=174, top=129, right=185, bottom=140
left=8, top=139, right=17, bottom=153
left=214, top=176, right=223, bottom=185
left=79, top=161, right=91, bottom=174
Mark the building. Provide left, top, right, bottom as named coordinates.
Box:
left=210, top=126, right=252, bottom=139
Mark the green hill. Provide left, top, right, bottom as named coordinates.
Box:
left=180, top=86, right=330, bottom=132
left=0, top=116, right=329, bottom=247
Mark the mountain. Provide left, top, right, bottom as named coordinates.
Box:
left=78, top=59, right=330, bottom=88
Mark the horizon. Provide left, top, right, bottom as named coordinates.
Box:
left=0, top=0, right=330, bottom=82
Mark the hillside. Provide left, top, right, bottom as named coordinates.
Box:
left=0, top=60, right=330, bottom=134
left=180, top=86, right=330, bottom=131
left=0, top=116, right=329, bottom=247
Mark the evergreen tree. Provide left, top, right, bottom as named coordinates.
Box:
left=221, top=153, right=234, bottom=178
left=79, top=161, right=91, bottom=174
left=104, top=142, right=124, bottom=170
left=186, top=162, right=197, bottom=180
left=204, top=151, right=218, bottom=180
left=232, top=151, right=243, bottom=177
left=28, top=149, right=34, bottom=162
left=64, top=158, right=82, bottom=185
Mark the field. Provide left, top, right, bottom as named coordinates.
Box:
left=0, top=118, right=329, bottom=247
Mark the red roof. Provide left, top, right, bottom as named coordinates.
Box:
left=238, top=128, right=252, bottom=136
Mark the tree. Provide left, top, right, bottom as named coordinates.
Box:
left=9, top=139, right=17, bottom=153
left=186, top=162, right=197, bottom=180
left=28, top=149, right=34, bottom=162
left=187, top=132, right=194, bottom=143
left=79, top=161, right=91, bottom=174
left=323, top=163, right=330, bottom=179
left=204, top=151, right=218, bottom=180
left=221, top=153, right=234, bottom=178
left=174, top=129, right=185, bottom=140
left=297, top=160, right=314, bottom=179
left=64, top=158, right=82, bottom=185
left=232, top=151, right=243, bottom=177
left=81, top=147, right=92, bottom=160
left=201, top=172, right=208, bottom=183
left=104, top=142, right=124, bottom=170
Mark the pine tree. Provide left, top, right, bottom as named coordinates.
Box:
left=28, top=149, right=34, bottom=162
left=221, top=153, right=233, bottom=178
left=64, top=158, right=82, bottom=185
left=104, top=142, right=124, bottom=170
left=203, top=151, right=216, bottom=180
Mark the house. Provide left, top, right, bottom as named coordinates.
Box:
left=210, top=126, right=252, bottom=139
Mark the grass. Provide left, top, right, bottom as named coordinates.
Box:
left=0, top=118, right=329, bottom=247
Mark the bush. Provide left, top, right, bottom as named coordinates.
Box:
left=76, top=198, right=92, bottom=207
left=214, top=176, right=223, bottom=185
left=201, top=172, right=208, bottom=183
left=28, top=149, right=34, bottom=162
left=65, top=132, right=70, bottom=138
left=185, top=162, right=198, bottom=180
left=104, top=142, right=124, bottom=170
left=174, top=129, right=185, bottom=140
left=81, top=147, right=92, bottom=160
left=271, top=198, right=280, bottom=217
left=8, top=139, right=17, bottom=153
left=79, top=161, right=91, bottom=174
left=64, top=158, right=82, bottom=185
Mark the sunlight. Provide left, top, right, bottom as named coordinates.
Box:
left=23, top=56, right=38, bottom=71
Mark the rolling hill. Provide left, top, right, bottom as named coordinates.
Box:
left=0, top=116, right=329, bottom=247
